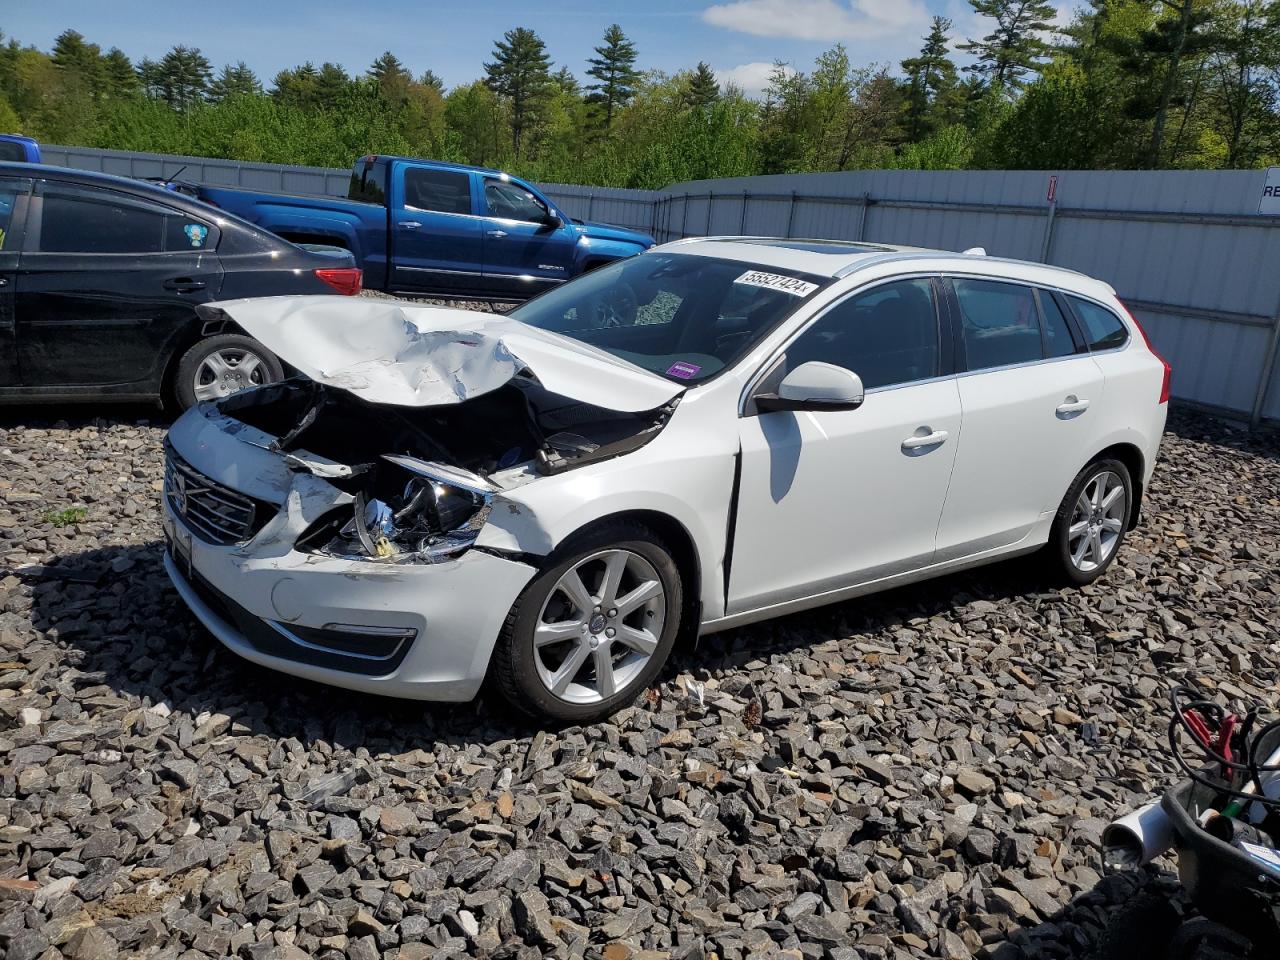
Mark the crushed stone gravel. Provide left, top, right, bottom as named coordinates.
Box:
left=0, top=404, right=1277, bottom=960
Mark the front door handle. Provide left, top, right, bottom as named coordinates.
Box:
left=486, top=230, right=508, bottom=239
left=163, top=278, right=206, bottom=293
left=901, top=429, right=949, bottom=452
left=1056, top=396, right=1090, bottom=417
left=400, top=220, right=422, bottom=230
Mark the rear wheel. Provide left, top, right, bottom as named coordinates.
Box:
left=174, top=334, right=284, bottom=410
left=1047, top=458, right=1132, bottom=585
left=492, top=522, right=682, bottom=723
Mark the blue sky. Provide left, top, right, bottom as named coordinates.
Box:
left=5, top=0, right=1075, bottom=97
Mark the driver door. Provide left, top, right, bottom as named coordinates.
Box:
left=728, top=277, right=962, bottom=615
left=480, top=177, right=577, bottom=298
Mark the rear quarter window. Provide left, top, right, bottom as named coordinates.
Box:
left=1067, top=296, right=1130, bottom=351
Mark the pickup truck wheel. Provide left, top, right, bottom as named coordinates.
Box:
left=175, top=334, right=284, bottom=410
left=492, top=522, right=682, bottom=723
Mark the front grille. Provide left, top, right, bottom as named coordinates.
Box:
left=165, top=443, right=261, bottom=545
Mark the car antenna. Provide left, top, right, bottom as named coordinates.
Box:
left=162, top=165, right=188, bottom=187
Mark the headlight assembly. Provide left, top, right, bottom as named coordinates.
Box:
left=317, top=456, right=497, bottom=564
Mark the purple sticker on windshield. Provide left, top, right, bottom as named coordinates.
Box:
left=667, top=361, right=701, bottom=379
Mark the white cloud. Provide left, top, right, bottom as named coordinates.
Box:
left=717, top=61, right=796, bottom=97
left=703, top=0, right=929, bottom=43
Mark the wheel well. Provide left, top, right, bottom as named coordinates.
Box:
left=563, top=510, right=702, bottom=642
left=158, top=318, right=257, bottom=409
left=1092, top=443, right=1146, bottom=529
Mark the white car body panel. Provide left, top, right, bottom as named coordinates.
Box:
left=162, top=239, right=1170, bottom=703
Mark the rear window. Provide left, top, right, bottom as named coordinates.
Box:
left=39, top=188, right=218, bottom=254
left=403, top=168, right=472, bottom=216
left=1068, top=296, right=1130, bottom=351
left=0, top=141, right=28, bottom=162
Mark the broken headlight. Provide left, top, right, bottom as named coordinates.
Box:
left=318, top=456, right=495, bottom=564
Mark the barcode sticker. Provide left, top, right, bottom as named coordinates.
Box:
left=734, top=270, right=819, bottom=298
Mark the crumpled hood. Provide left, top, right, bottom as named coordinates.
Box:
left=198, top=296, right=682, bottom=412
left=577, top=220, right=654, bottom=247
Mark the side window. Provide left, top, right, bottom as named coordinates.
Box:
left=484, top=179, right=548, bottom=223
left=1039, top=290, right=1078, bottom=359
left=785, top=278, right=940, bottom=391
left=403, top=168, right=472, bottom=215
left=39, top=189, right=217, bottom=254
left=953, top=278, right=1043, bottom=371
left=1067, top=296, right=1130, bottom=351
left=0, top=181, right=27, bottom=251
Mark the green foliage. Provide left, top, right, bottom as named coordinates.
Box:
left=41, top=506, right=88, bottom=527
left=0, top=11, right=1276, bottom=189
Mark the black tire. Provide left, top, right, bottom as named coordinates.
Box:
left=492, top=521, right=683, bottom=723
left=1094, top=892, right=1180, bottom=960
left=173, top=334, right=285, bottom=410
left=1046, top=457, right=1133, bottom=586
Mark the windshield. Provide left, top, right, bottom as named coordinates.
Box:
left=508, top=253, right=827, bottom=385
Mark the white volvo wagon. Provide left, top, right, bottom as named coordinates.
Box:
left=162, top=238, right=1170, bottom=721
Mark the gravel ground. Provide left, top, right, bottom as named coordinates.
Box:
left=0, top=406, right=1277, bottom=960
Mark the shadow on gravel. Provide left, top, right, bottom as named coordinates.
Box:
left=36, top=530, right=1069, bottom=753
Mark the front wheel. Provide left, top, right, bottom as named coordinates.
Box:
left=1047, top=458, right=1132, bottom=585
left=174, top=334, right=284, bottom=410
left=492, top=522, right=682, bottom=723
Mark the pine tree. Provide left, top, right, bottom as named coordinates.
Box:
left=585, top=24, right=639, bottom=128
left=959, top=0, right=1058, bottom=89
left=316, top=62, right=352, bottom=102
left=272, top=63, right=319, bottom=109
left=136, top=57, right=164, bottom=99
left=902, top=17, right=960, bottom=139
left=682, top=62, right=721, bottom=110
left=51, top=29, right=103, bottom=97
left=552, top=66, right=581, bottom=96
left=420, top=69, right=446, bottom=95
left=208, top=62, right=261, bottom=103
left=483, top=27, right=552, bottom=158
left=100, top=48, right=138, bottom=99
left=368, top=51, right=412, bottom=102
left=157, top=45, right=212, bottom=110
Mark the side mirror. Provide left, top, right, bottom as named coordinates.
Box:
left=543, top=211, right=564, bottom=228
left=756, top=361, right=865, bottom=413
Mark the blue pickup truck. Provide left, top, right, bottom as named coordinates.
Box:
left=191, top=155, right=654, bottom=301
left=0, top=135, right=41, bottom=163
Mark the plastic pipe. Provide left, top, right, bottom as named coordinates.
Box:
left=1102, top=801, right=1175, bottom=870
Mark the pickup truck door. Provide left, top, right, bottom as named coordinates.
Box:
left=0, top=177, right=32, bottom=388
left=389, top=164, right=486, bottom=295
left=479, top=176, right=578, bottom=298
left=15, top=183, right=223, bottom=394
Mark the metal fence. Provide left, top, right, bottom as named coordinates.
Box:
left=40, top=145, right=1280, bottom=424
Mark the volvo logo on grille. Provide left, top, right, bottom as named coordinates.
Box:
left=170, top=469, right=188, bottom=514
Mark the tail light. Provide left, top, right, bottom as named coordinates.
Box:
left=315, top=267, right=363, bottom=296
left=1120, top=301, right=1171, bottom=404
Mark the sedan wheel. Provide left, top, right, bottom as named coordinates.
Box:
left=533, top=549, right=666, bottom=705
left=493, top=522, right=682, bottom=722
left=194, top=347, right=268, bottom=402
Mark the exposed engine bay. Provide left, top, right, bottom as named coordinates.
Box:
left=215, top=376, right=677, bottom=565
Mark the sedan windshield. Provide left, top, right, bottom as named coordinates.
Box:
left=508, top=253, right=827, bottom=385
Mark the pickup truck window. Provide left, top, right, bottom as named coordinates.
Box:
left=404, top=168, right=472, bottom=216
left=38, top=187, right=218, bottom=254
left=484, top=179, right=548, bottom=224
left=0, top=142, right=28, bottom=162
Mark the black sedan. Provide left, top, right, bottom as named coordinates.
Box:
left=0, top=162, right=362, bottom=409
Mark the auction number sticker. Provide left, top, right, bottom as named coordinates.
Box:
left=734, top=270, right=818, bottom=298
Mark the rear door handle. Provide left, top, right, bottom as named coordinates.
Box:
left=163, top=278, right=206, bottom=293
left=901, top=429, right=949, bottom=452
left=1056, top=396, right=1090, bottom=417
left=487, top=230, right=508, bottom=239
left=400, top=220, right=422, bottom=230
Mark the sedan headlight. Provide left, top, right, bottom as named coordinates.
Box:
left=317, top=456, right=496, bottom=564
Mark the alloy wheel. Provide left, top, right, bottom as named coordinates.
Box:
left=1067, top=470, right=1127, bottom=572
left=193, top=348, right=267, bottom=401
left=534, top=548, right=666, bottom=704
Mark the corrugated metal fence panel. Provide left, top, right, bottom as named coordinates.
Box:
left=36, top=145, right=1280, bottom=421
left=536, top=182, right=659, bottom=234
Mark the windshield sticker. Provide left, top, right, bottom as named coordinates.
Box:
left=183, top=223, right=209, bottom=248
left=666, top=361, right=701, bottom=379
left=734, top=270, right=818, bottom=298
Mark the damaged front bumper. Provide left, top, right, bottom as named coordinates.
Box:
left=162, top=403, right=537, bottom=701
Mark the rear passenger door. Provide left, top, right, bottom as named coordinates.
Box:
left=934, top=277, right=1104, bottom=560
left=389, top=165, right=485, bottom=295
left=16, top=183, right=223, bottom=393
